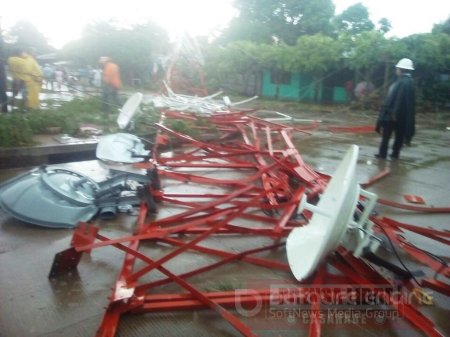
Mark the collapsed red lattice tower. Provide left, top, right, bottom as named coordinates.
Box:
left=50, top=109, right=449, bottom=337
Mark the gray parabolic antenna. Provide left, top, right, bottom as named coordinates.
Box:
left=0, top=167, right=99, bottom=228
left=117, top=92, right=143, bottom=129
left=286, top=145, right=360, bottom=281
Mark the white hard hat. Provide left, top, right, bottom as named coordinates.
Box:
left=99, top=56, right=110, bottom=63
left=395, top=58, right=414, bottom=70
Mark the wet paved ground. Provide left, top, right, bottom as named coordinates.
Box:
left=0, top=103, right=449, bottom=337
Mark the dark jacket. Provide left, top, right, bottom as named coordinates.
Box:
left=378, top=74, right=416, bottom=141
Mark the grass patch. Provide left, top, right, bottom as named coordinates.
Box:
left=0, top=97, right=160, bottom=147
left=0, top=113, right=34, bottom=147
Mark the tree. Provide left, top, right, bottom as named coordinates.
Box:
left=432, top=16, right=450, bottom=35
left=288, top=34, right=343, bottom=101
left=208, top=6, right=449, bottom=106
left=288, top=34, right=342, bottom=73
left=402, top=33, right=450, bottom=72
left=334, top=3, right=375, bottom=36
left=340, top=30, right=407, bottom=95
left=3, top=21, right=54, bottom=55
left=333, top=6, right=394, bottom=95
left=401, top=32, right=450, bottom=107
left=218, top=0, right=335, bottom=45
left=205, top=35, right=343, bottom=98
left=61, top=21, right=170, bottom=85
left=377, top=18, right=392, bottom=35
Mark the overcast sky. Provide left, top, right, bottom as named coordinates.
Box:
left=1, top=0, right=449, bottom=48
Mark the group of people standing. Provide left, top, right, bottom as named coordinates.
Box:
left=0, top=51, right=122, bottom=114
left=41, top=64, right=65, bottom=91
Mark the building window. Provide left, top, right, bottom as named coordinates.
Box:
left=271, top=69, right=291, bottom=85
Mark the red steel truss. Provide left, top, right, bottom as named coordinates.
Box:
left=50, top=109, right=449, bottom=337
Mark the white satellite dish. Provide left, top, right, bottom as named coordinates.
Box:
left=96, top=133, right=149, bottom=163
left=286, top=145, right=360, bottom=281
left=117, top=92, right=143, bottom=129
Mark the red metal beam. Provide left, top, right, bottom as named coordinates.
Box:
left=420, top=278, right=450, bottom=296
left=158, top=237, right=290, bottom=271
left=133, top=242, right=288, bottom=296
left=377, top=199, right=450, bottom=213
left=373, top=218, right=450, bottom=277
left=335, top=251, right=446, bottom=337
left=95, top=226, right=259, bottom=337
left=360, top=168, right=391, bottom=188
left=95, top=203, right=148, bottom=337
left=49, top=105, right=449, bottom=337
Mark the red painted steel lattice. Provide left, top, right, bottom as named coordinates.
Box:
left=50, top=108, right=449, bottom=337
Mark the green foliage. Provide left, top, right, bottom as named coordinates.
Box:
left=164, top=117, right=219, bottom=139
left=289, top=34, right=342, bottom=73
left=219, top=0, right=335, bottom=45
left=349, top=31, right=387, bottom=69
left=422, top=79, right=450, bottom=106
left=333, top=3, right=375, bottom=36
left=432, top=16, right=450, bottom=35
left=377, top=18, right=392, bottom=35
left=401, top=33, right=450, bottom=105
left=165, top=120, right=199, bottom=138
left=0, top=97, right=117, bottom=147
left=343, top=31, right=407, bottom=71
left=26, top=111, right=63, bottom=133
left=166, top=120, right=188, bottom=133
left=27, top=98, right=107, bottom=135
left=402, top=33, right=450, bottom=72
left=132, top=103, right=161, bottom=136
left=0, top=114, right=34, bottom=147
left=205, top=35, right=343, bottom=88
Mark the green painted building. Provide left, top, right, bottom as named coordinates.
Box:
left=261, top=70, right=348, bottom=103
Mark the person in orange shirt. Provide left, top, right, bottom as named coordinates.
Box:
left=99, top=56, right=121, bottom=113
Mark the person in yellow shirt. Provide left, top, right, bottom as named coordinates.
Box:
left=22, top=49, right=43, bottom=110
left=0, top=34, right=7, bottom=113
left=99, top=56, right=121, bottom=113
left=7, top=49, right=27, bottom=110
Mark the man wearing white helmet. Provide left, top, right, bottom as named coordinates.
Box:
left=375, top=58, right=416, bottom=159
